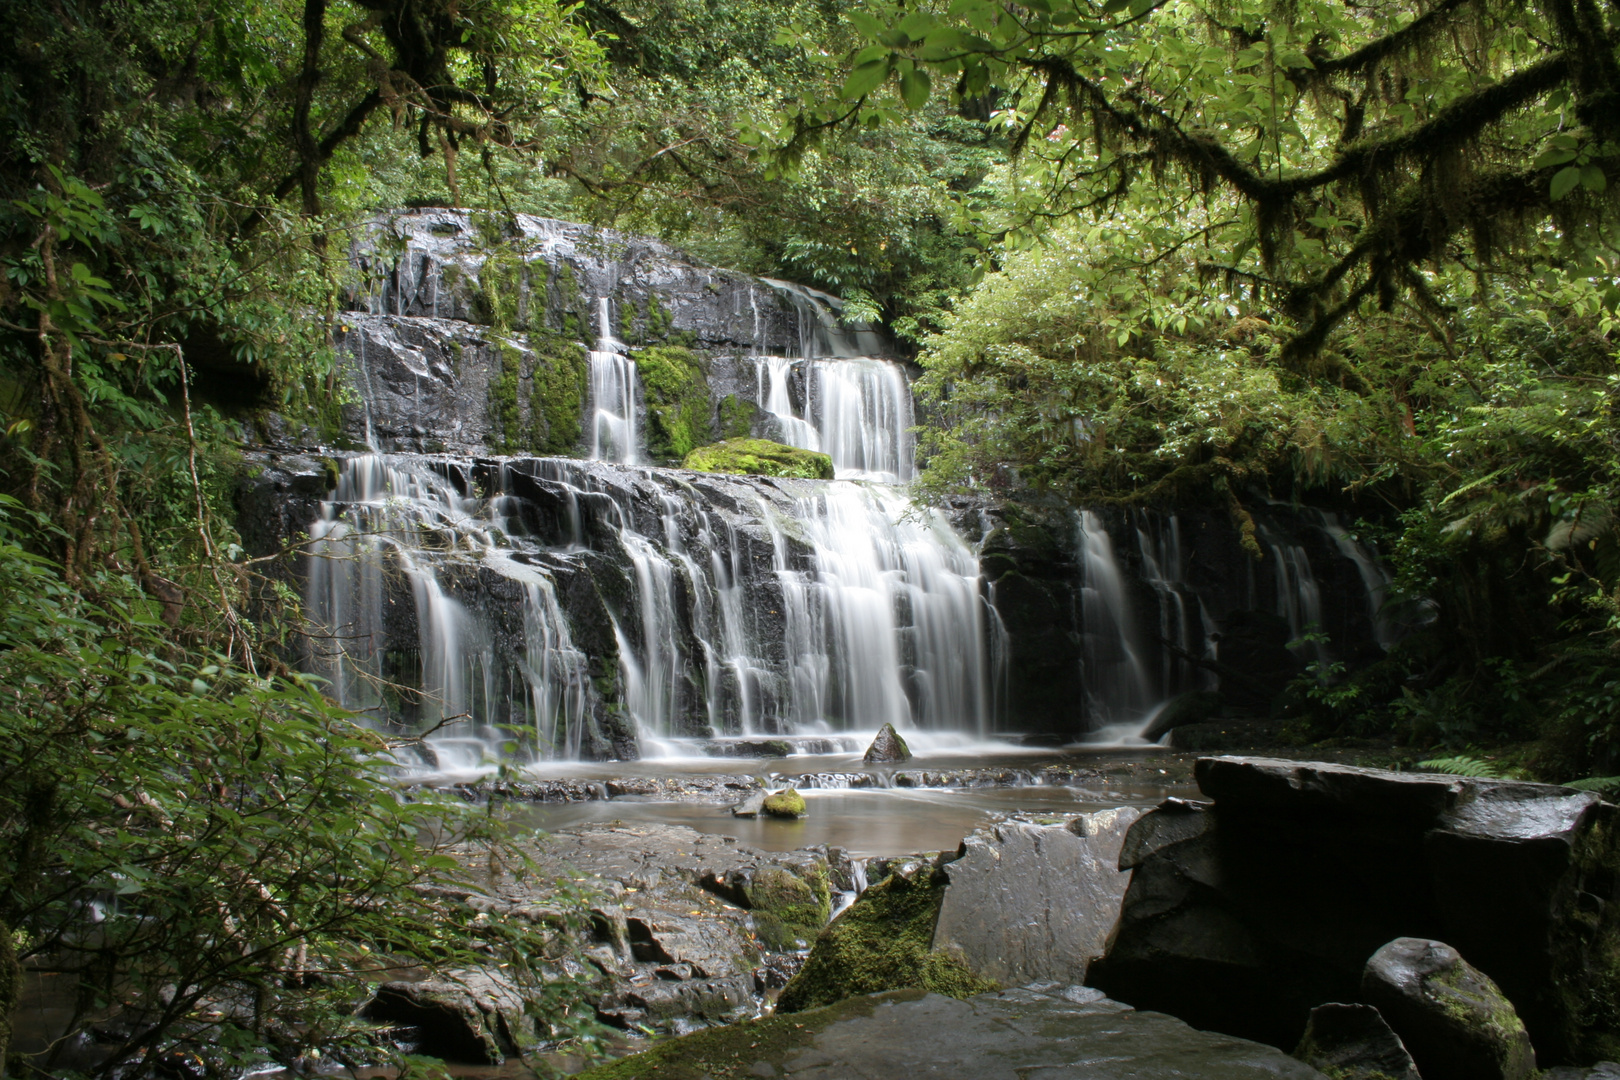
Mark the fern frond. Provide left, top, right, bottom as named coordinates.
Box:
left=1562, top=776, right=1620, bottom=796
left=1416, top=755, right=1502, bottom=778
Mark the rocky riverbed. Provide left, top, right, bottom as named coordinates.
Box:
left=353, top=755, right=1620, bottom=1079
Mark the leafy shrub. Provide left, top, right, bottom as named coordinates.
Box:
left=0, top=498, right=594, bottom=1076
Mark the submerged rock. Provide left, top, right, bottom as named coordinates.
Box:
left=1089, top=756, right=1620, bottom=1065
left=683, top=438, right=835, bottom=480
left=573, top=984, right=1329, bottom=1079
left=1294, top=1002, right=1420, bottom=1080
left=862, top=722, right=912, bottom=764
left=731, top=791, right=766, bottom=817
left=762, top=789, right=806, bottom=818
left=1360, top=938, right=1535, bottom=1080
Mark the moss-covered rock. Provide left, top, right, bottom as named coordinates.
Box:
left=762, top=789, right=806, bottom=818
left=776, top=868, right=998, bottom=1014
left=742, top=865, right=832, bottom=950
left=484, top=333, right=587, bottom=456
left=635, top=346, right=714, bottom=461
left=684, top=438, right=834, bottom=480
left=1360, top=938, right=1533, bottom=1080
left=717, top=394, right=761, bottom=440
left=529, top=335, right=587, bottom=455
left=571, top=991, right=915, bottom=1080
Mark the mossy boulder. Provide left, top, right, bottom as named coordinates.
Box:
left=762, top=789, right=806, bottom=818
left=1359, top=938, right=1534, bottom=1080
left=742, top=865, right=832, bottom=951
left=683, top=438, right=834, bottom=480
left=776, top=867, right=997, bottom=1014
left=635, top=345, right=714, bottom=461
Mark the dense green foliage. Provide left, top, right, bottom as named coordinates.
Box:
left=737, top=0, right=1620, bottom=771
left=0, top=501, right=597, bottom=1075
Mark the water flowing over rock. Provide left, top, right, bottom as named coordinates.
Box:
left=1089, top=756, right=1620, bottom=1067
left=235, top=209, right=1410, bottom=756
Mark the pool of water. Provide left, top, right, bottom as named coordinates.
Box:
left=512, top=776, right=1193, bottom=857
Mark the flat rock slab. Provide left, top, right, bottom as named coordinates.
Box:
left=934, top=809, right=1142, bottom=986
left=519, top=822, right=827, bottom=900
left=576, top=985, right=1326, bottom=1079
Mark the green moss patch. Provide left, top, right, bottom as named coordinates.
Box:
left=762, top=789, right=806, bottom=818
left=683, top=438, right=834, bottom=481
left=572, top=990, right=923, bottom=1080
left=530, top=335, right=588, bottom=455
left=775, top=869, right=997, bottom=1014
left=717, top=394, right=761, bottom=440
left=742, top=864, right=831, bottom=951
left=635, top=346, right=715, bottom=461
left=483, top=332, right=587, bottom=456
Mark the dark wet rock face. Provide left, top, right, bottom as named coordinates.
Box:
left=1360, top=938, right=1534, bottom=1080
left=1293, top=1002, right=1420, bottom=1080
left=1090, top=756, right=1620, bottom=1066
left=862, top=722, right=912, bottom=764
left=573, top=985, right=1329, bottom=1079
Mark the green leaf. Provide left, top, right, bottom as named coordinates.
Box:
left=900, top=67, right=932, bottom=110
left=841, top=58, right=892, bottom=101
left=846, top=11, right=885, bottom=37
left=1551, top=165, right=1583, bottom=201
left=1534, top=148, right=1578, bottom=169
left=1582, top=164, right=1607, bottom=193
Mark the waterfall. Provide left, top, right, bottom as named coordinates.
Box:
left=305, top=448, right=1001, bottom=762
left=760, top=279, right=887, bottom=358
left=1133, top=512, right=1217, bottom=694
left=752, top=356, right=916, bottom=482
left=1075, top=510, right=1155, bottom=728
left=305, top=455, right=594, bottom=761
left=1309, top=509, right=1398, bottom=651
left=589, top=297, right=640, bottom=464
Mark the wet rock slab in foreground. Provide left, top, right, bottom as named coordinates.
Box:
left=574, top=984, right=1326, bottom=1079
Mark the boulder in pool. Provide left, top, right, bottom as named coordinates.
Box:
left=863, top=723, right=912, bottom=764
left=762, top=789, right=806, bottom=818
left=1360, top=937, right=1535, bottom=1080
left=731, top=791, right=766, bottom=817
left=780, top=809, right=1141, bottom=1011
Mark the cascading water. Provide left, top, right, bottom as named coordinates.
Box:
left=752, top=357, right=915, bottom=482
left=589, top=297, right=640, bottom=464
left=304, top=453, right=1001, bottom=763
left=312, top=211, right=1404, bottom=762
